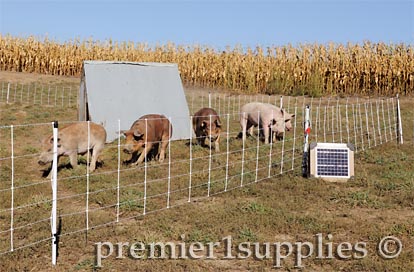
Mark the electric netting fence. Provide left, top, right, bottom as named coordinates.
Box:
left=0, top=82, right=410, bottom=265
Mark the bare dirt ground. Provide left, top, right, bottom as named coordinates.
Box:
left=0, top=71, right=80, bottom=84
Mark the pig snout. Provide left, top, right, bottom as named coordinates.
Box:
left=286, top=123, right=294, bottom=132
left=123, top=148, right=133, bottom=154
left=123, top=143, right=138, bottom=154
left=38, top=152, right=52, bottom=165
left=38, top=160, right=48, bottom=165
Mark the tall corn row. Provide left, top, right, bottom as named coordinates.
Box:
left=0, top=35, right=412, bottom=95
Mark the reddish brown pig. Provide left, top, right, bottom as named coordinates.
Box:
left=122, top=114, right=172, bottom=165
left=38, top=122, right=107, bottom=176
left=193, top=108, right=222, bottom=152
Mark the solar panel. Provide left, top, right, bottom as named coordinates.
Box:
left=310, top=143, right=355, bottom=181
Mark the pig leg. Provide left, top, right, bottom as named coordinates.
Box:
left=89, top=144, right=103, bottom=172
left=214, top=134, right=220, bottom=152
left=134, top=142, right=153, bottom=165
left=200, top=135, right=207, bottom=147
left=196, top=130, right=205, bottom=147
left=69, top=153, right=78, bottom=169
left=247, top=125, right=254, bottom=137
left=159, top=136, right=170, bottom=163
left=263, top=125, right=270, bottom=144
left=45, top=157, right=60, bottom=179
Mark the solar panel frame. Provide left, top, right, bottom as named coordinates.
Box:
left=309, top=142, right=354, bottom=181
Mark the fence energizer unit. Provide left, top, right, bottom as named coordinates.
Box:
left=309, top=142, right=355, bottom=182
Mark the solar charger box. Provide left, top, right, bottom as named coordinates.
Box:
left=309, top=142, right=355, bottom=182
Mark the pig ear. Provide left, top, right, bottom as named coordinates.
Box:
left=269, top=119, right=277, bottom=127
left=133, top=130, right=143, bottom=138
left=215, top=119, right=221, bottom=128
left=284, top=114, right=295, bottom=122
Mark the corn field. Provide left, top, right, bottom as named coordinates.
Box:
left=0, top=35, right=413, bottom=96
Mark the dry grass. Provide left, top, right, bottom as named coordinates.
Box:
left=0, top=72, right=414, bottom=271
left=1, top=35, right=413, bottom=96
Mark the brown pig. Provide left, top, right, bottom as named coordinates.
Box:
left=193, top=108, right=222, bottom=152
left=122, top=114, right=172, bottom=165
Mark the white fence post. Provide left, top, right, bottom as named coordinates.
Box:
left=6, top=82, right=10, bottom=104
left=61, top=87, right=65, bottom=107
left=376, top=101, right=382, bottom=145
left=225, top=113, right=230, bottom=191
left=364, top=103, right=371, bottom=148
left=27, top=84, right=31, bottom=104
left=51, top=121, right=59, bottom=265
left=144, top=118, right=148, bottom=214
left=358, top=101, right=365, bottom=150
left=345, top=102, right=350, bottom=143
left=240, top=112, right=246, bottom=187
left=218, top=94, right=221, bottom=115
left=47, top=84, right=51, bottom=105
left=370, top=101, right=377, bottom=146
left=331, top=106, right=335, bottom=142
left=255, top=111, right=260, bottom=182
left=280, top=109, right=286, bottom=175
left=316, top=98, right=321, bottom=142
left=391, top=98, right=397, bottom=139
left=396, top=94, right=403, bottom=144
left=291, top=106, right=298, bottom=171
left=238, top=95, right=241, bottom=114
left=20, top=83, right=23, bottom=102
left=268, top=110, right=274, bottom=178
left=227, top=95, right=231, bottom=117
left=323, top=106, right=327, bottom=142
left=352, top=104, right=358, bottom=152
left=381, top=100, right=388, bottom=142
left=207, top=114, right=212, bottom=197
left=54, top=85, right=58, bottom=106
left=386, top=98, right=393, bottom=140
left=302, top=105, right=310, bottom=177
left=10, top=125, right=14, bottom=252
left=188, top=116, right=193, bottom=202
left=167, top=117, right=172, bottom=208
left=116, top=120, right=121, bottom=222
left=85, top=121, right=90, bottom=232
left=13, top=83, right=17, bottom=102
left=68, top=86, right=72, bottom=107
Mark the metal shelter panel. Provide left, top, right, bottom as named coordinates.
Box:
left=79, top=61, right=191, bottom=142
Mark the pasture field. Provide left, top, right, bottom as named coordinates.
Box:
left=0, top=71, right=414, bottom=271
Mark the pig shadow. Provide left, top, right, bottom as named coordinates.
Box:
left=185, top=139, right=214, bottom=151
left=41, top=160, right=104, bottom=178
